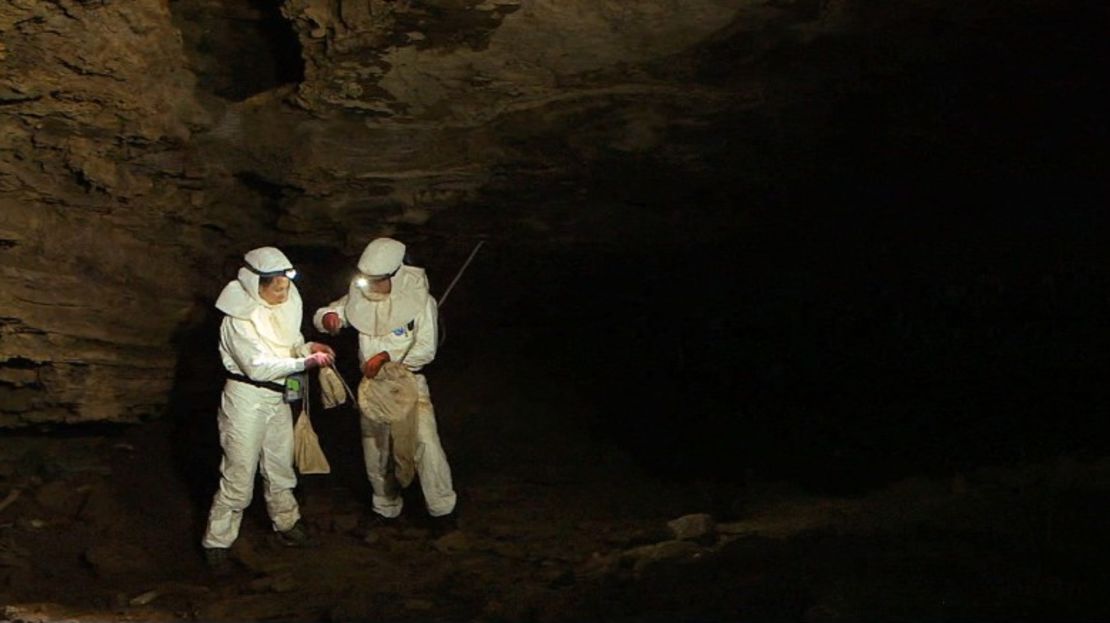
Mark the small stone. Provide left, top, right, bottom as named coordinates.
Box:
left=433, top=531, right=470, bottom=554
left=667, top=513, right=716, bottom=542
left=128, top=590, right=159, bottom=606
left=610, top=525, right=671, bottom=547
left=622, top=540, right=704, bottom=574
left=578, top=551, right=620, bottom=578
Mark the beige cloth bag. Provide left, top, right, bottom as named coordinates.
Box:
left=319, top=365, right=348, bottom=409
left=293, top=402, right=331, bottom=474
left=357, top=361, right=419, bottom=487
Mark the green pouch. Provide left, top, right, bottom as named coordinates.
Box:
left=283, top=373, right=308, bottom=403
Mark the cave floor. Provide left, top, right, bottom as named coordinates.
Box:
left=2, top=334, right=1110, bottom=622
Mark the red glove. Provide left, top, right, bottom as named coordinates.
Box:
left=304, top=352, right=334, bottom=370
left=363, top=351, right=391, bottom=379
left=309, top=342, right=335, bottom=358
left=322, top=312, right=342, bottom=335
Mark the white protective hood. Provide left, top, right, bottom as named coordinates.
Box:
left=358, top=238, right=406, bottom=276
left=345, top=239, right=430, bottom=337
left=215, top=247, right=303, bottom=353
left=345, top=265, right=430, bottom=337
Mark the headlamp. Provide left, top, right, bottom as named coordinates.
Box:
left=246, top=262, right=297, bottom=280
left=354, top=267, right=398, bottom=291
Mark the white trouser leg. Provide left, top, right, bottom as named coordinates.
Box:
left=259, top=402, right=300, bottom=532
left=202, top=385, right=266, bottom=549
left=360, top=415, right=403, bottom=518
left=413, top=375, right=456, bottom=517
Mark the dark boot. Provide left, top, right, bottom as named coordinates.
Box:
left=276, top=520, right=314, bottom=548
left=361, top=512, right=398, bottom=540
left=204, top=547, right=234, bottom=576
left=428, top=512, right=459, bottom=538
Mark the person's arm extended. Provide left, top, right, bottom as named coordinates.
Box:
left=313, top=295, right=350, bottom=334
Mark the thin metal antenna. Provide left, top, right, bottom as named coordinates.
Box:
left=438, top=240, right=485, bottom=308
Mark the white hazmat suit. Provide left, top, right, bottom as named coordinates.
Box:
left=314, top=238, right=457, bottom=519
left=202, top=247, right=314, bottom=550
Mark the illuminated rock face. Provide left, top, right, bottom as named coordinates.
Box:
left=0, top=1, right=210, bottom=426
left=0, top=0, right=802, bottom=426
left=1, top=0, right=1101, bottom=425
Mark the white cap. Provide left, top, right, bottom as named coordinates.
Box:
left=357, top=238, right=406, bottom=276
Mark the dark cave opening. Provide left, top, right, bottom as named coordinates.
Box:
left=437, top=0, right=1110, bottom=495
left=170, top=0, right=304, bottom=102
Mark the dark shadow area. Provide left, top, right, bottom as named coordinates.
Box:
left=171, top=0, right=304, bottom=101
left=439, top=0, right=1110, bottom=496
left=166, top=296, right=225, bottom=542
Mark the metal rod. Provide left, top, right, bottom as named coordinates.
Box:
left=438, top=240, right=485, bottom=308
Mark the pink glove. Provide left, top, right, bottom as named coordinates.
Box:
left=322, top=312, right=342, bottom=335
left=304, top=351, right=334, bottom=370
left=309, top=342, right=335, bottom=358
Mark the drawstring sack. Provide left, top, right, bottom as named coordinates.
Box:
left=319, top=365, right=348, bottom=409
left=357, top=361, right=419, bottom=487
left=294, top=390, right=330, bottom=474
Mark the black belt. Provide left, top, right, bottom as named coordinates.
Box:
left=226, top=372, right=284, bottom=393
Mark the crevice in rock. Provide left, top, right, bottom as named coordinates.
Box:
left=171, top=0, right=304, bottom=102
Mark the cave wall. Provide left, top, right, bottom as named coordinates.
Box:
left=2, top=0, right=1105, bottom=429
left=0, top=0, right=274, bottom=426
left=0, top=0, right=819, bottom=427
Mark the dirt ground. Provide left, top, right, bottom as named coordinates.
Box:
left=4, top=328, right=1110, bottom=623
left=3, top=281, right=1110, bottom=623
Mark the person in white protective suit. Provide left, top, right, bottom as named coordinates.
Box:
left=202, top=247, right=336, bottom=572
left=313, top=238, right=457, bottom=532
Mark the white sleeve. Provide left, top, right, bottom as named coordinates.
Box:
left=312, top=295, right=349, bottom=333
left=221, top=318, right=306, bottom=382
left=293, top=338, right=311, bottom=358
left=402, top=296, right=438, bottom=371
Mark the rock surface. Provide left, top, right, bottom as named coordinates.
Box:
left=1, top=1, right=230, bottom=427
left=1, top=0, right=1099, bottom=426
left=0, top=0, right=828, bottom=426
